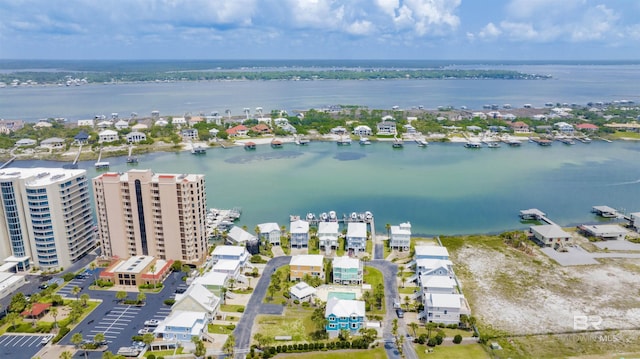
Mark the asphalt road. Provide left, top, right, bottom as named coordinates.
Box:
left=233, top=255, right=291, bottom=357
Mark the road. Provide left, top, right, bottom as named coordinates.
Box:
left=367, top=259, right=418, bottom=359
left=233, top=256, right=291, bottom=358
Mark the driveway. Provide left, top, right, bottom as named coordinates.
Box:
left=233, top=255, right=290, bottom=356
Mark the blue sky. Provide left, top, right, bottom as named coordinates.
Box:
left=1, top=0, right=639, bottom=60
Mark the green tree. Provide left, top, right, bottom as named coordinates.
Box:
left=6, top=312, right=19, bottom=331
left=409, top=322, right=418, bottom=337
left=223, top=334, right=235, bottom=356
left=116, top=291, right=127, bottom=303
left=137, top=292, right=146, bottom=304
left=80, top=293, right=90, bottom=307
left=50, top=307, right=59, bottom=329
left=453, top=334, right=463, bottom=344
left=9, top=292, right=27, bottom=313
left=267, top=284, right=276, bottom=301
left=94, top=332, right=106, bottom=345
left=71, top=286, right=81, bottom=301
left=142, top=332, right=155, bottom=347
left=59, top=351, right=73, bottom=359
left=192, top=336, right=206, bottom=358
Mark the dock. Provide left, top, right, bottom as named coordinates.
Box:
left=519, top=208, right=557, bottom=226
left=530, top=138, right=553, bottom=146
left=592, top=205, right=626, bottom=220
left=94, top=148, right=109, bottom=169
left=0, top=155, right=16, bottom=170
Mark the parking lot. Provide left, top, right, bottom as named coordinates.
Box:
left=0, top=334, right=50, bottom=358
left=56, top=276, right=91, bottom=297
left=89, top=305, right=142, bottom=342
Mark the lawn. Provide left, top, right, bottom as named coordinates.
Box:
left=383, top=239, right=391, bottom=259
left=144, top=348, right=183, bottom=357
left=366, top=239, right=373, bottom=255
left=276, top=347, right=387, bottom=359
left=219, top=304, right=245, bottom=313
left=336, top=238, right=345, bottom=257
left=208, top=323, right=236, bottom=334
left=414, top=343, right=490, bottom=359
left=412, top=326, right=475, bottom=339
left=255, top=306, right=317, bottom=343
left=309, top=237, right=320, bottom=255
left=363, top=266, right=385, bottom=315
left=264, top=266, right=293, bottom=304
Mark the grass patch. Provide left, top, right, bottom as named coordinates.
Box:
left=414, top=343, right=489, bottom=359
left=220, top=304, right=245, bottom=313
left=309, top=237, right=320, bottom=254
left=279, top=347, right=387, bottom=359
left=398, top=287, right=417, bottom=295
left=413, top=326, right=475, bottom=339
left=611, top=131, right=640, bottom=140
left=231, top=288, right=254, bottom=295
left=337, top=238, right=345, bottom=257
left=255, top=306, right=316, bottom=343
left=144, top=348, right=183, bottom=357
left=264, top=265, right=292, bottom=304
left=366, top=239, right=373, bottom=255
left=383, top=239, right=391, bottom=259
left=208, top=323, right=236, bottom=334
left=363, top=266, right=385, bottom=315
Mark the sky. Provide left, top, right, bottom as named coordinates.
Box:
left=1, top=0, right=639, bottom=60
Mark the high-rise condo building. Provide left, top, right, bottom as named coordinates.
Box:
left=0, top=168, right=95, bottom=271
left=92, top=169, right=207, bottom=266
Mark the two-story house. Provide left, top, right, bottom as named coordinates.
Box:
left=192, top=271, right=229, bottom=298
left=318, top=221, right=339, bottom=252
left=98, top=129, right=118, bottom=143
left=258, top=222, right=282, bottom=246
left=414, top=245, right=450, bottom=260
left=289, top=254, right=324, bottom=281
left=352, top=125, right=372, bottom=136
left=415, top=258, right=454, bottom=277
left=172, top=283, right=221, bottom=318
left=154, top=311, right=208, bottom=342
left=421, top=293, right=470, bottom=325
left=332, top=256, right=363, bottom=285
left=376, top=120, right=397, bottom=135
left=346, top=222, right=367, bottom=253
left=325, top=298, right=366, bottom=337
left=390, top=222, right=411, bottom=251
left=290, top=220, right=310, bottom=248
left=211, top=245, right=250, bottom=268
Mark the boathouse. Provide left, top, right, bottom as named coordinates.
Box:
left=592, top=206, right=619, bottom=218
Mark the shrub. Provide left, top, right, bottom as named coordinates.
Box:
left=148, top=355, right=156, bottom=359
left=293, top=299, right=300, bottom=305
left=448, top=323, right=458, bottom=329
left=453, top=334, right=463, bottom=344
left=283, top=292, right=291, bottom=299
left=53, top=326, right=70, bottom=343
left=427, top=338, right=437, bottom=347
left=435, top=335, right=444, bottom=345
left=163, top=299, right=176, bottom=305
left=276, top=345, right=282, bottom=353
left=236, top=307, right=244, bottom=313
left=62, top=273, right=75, bottom=282
left=225, top=324, right=236, bottom=330
left=301, top=301, right=310, bottom=307
left=417, top=334, right=428, bottom=345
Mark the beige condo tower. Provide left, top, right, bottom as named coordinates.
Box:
left=93, top=169, right=207, bottom=266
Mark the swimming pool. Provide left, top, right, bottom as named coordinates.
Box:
left=328, top=291, right=356, bottom=300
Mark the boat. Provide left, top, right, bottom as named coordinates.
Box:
left=306, top=212, right=315, bottom=221
left=191, top=146, right=206, bottom=154
left=298, top=139, right=310, bottom=145
left=126, top=156, right=138, bottom=163
left=359, top=137, right=371, bottom=145
left=464, top=141, right=482, bottom=149
left=392, top=138, right=404, bottom=148
left=558, top=138, right=575, bottom=145
left=415, top=139, right=428, bottom=147
left=486, top=142, right=501, bottom=148
left=351, top=212, right=358, bottom=220
left=579, top=137, right=592, bottom=144
left=365, top=211, right=373, bottom=221
left=506, top=140, right=522, bottom=147
left=536, top=139, right=553, bottom=146
left=244, top=142, right=256, bottom=150
left=320, top=212, right=328, bottom=221
left=329, top=211, right=337, bottom=221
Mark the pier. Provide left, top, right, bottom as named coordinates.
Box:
left=127, top=145, right=138, bottom=163
left=519, top=208, right=558, bottom=226
left=0, top=155, right=16, bottom=170
left=94, top=147, right=109, bottom=169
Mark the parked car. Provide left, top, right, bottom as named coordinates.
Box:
left=40, top=335, right=54, bottom=345
left=38, top=283, right=49, bottom=290
left=137, top=328, right=150, bottom=335
left=144, top=319, right=160, bottom=327
left=174, top=287, right=186, bottom=294
left=395, top=309, right=404, bottom=318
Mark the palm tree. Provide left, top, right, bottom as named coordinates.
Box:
left=137, top=292, right=146, bottom=304
left=50, top=307, right=59, bottom=329
left=223, top=334, right=235, bottom=356
left=385, top=223, right=391, bottom=240
left=149, top=264, right=157, bottom=288
left=89, top=262, right=97, bottom=285
left=142, top=332, right=155, bottom=348
left=254, top=225, right=262, bottom=247
left=408, top=322, right=418, bottom=337
left=94, top=332, right=106, bottom=346
left=25, top=301, right=35, bottom=327
left=71, top=286, right=81, bottom=302
left=115, top=291, right=127, bottom=303
left=71, top=332, right=83, bottom=349
left=6, top=312, right=19, bottom=331
left=80, top=293, right=90, bottom=307
left=59, top=351, right=73, bottom=359
left=267, top=284, right=276, bottom=301
left=404, top=295, right=410, bottom=311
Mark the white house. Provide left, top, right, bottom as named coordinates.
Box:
left=529, top=225, right=572, bottom=247
left=96, top=120, right=113, bottom=129
left=258, top=222, right=281, bottom=245
left=403, top=124, right=417, bottom=134
left=318, top=221, right=339, bottom=252
left=577, top=224, right=628, bottom=241
left=419, top=274, right=457, bottom=295
left=352, top=125, right=372, bottom=136
left=155, top=119, right=169, bottom=127
left=377, top=121, right=397, bottom=135
left=211, top=245, right=250, bottom=268
left=415, top=259, right=454, bottom=277
left=154, top=311, right=208, bottom=343
left=126, top=131, right=147, bottom=143
left=173, top=283, right=221, bottom=317
left=77, top=119, right=94, bottom=127
left=390, top=222, right=411, bottom=251
left=554, top=121, right=574, bottom=134
left=40, top=137, right=65, bottom=149
left=172, top=117, right=187, bottom=127
left=226, top=226, right=257, bottom=247
left=421, top=293, right=470, bottom=325
left=16, top=138, right=37, bottom=147
left=346, top=222, right=367, bottom=253
left=290, top=220, right=310, bottom=248
left=98, top=129, right=119, bottom=143
left=181, top=129, right=199, bottom=140
left=289, top=281, right=317, bottom=302
left=114, top=120, right=130, bottom=130
left=414, top=245, right=449, bottom=260
left=212, top=259, right=242, bottom=281
left=192, top=271, right=228, bottom=297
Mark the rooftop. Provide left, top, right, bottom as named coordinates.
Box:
left=347, top=222, right=367, bottom=237
left=414, top=245, right=450, bottom=258
left=428, top=293, right=463, bottom=309
left=325, top=297, right=366, bottom=318
left=290, top=254, right=324, bottom=267
left=212, top=245, right=247, bottom=257
left=333, top=256, right=360, bottom=269
left=112, top=256, right=155, bottom=274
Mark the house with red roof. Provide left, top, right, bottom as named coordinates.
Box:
left=226, top=125, right=249, bottom=137
left=509, top=121, right=530, bottom=133
left=576, top=123, right=599, bottom=132
left=251, top=123, right=272, bottom=134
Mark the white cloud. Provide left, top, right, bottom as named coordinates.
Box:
left=506, top=0, right=586, bottom=19
left=346, top=20, right=374, bottom=36
left=478, top=22, right=501, bottom=39
left=569, top=4, right=618, bottom=41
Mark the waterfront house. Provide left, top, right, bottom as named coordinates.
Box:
left=173, top=283, right=221, bottom=318
left=34, top=121, right=52, bottom=129
left=212, top=259, right=242, bottom=281
left=318, top=221, right=339, bottom=252
left=421, top=293, right=470, bottom=325
left=154, top=311, right=207, bottom=343
left=16, top=138, right=37, bottom=147
left=74, top=131, right=90, bottom=145
left=290, top=254, right=325, bottom=281
left=77, top=119, right=94, bottom=127
left=332, top=256, right=363, bottom=285
left=576, top=123, right=599, bottom=132
left=509, top=121, right=530, bottom=133
left=114, top=120, right=129, bottom=130
left=390, top=222, right=411, bottom=251
left=155, top=118, right=169, bottom=127
left=251, top=123, right=272, bottom=134
left=126, top=131, right=147, bottom=143
left=414, top=245, right=450, bottom=260
left=289, top=281, right=317, bottom=302
left=346, top=222, right=367, bottom=253
left=257, top=222, right=281, bottom=246
left=629, top=212, right=640, bottom=232
left=192, top=271, right=228, bottom=297
left=415, top=258, right=454, bottom=277
left=577, top=224, right=628, bottom=241
left=98, top=129, right=119, bottom=143
left=352, top=125, right=372, bottom=136
left=279, top=123, right=297, bottom=133
left=226, top=226, right=257, bottom=248
left=325, top=297, right=366, bottom=337
left=403, top=124, right=417, bottom=134
left=181, top=128, right=199, bottom=141
left=211, top=245, right=250, bottom=268
left=226, top=125, right=249, bottom=137
left=209, top=128, right=220, bottom=138
left=529, top=225, right=572, bottom=247
left=331, top=126, right=348, bottom=135
left=96, top=120, right=113, bottom=129
left=554, top=122, right=574, bottom=134
left=290, top=219, right=310, bottom=248
left=376, top=121, right=397, bottom=135
left=172, top=117, right=187, bottom=127
left=40, top=137, right=65, bottom=149
left=466, top=125, right=482, bottom=132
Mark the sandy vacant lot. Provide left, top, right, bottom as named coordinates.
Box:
left=450, top=236, right=640, bottom=335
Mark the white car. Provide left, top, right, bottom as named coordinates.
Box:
left=137, top=328, right=150, bottom=335
left=144, top=319, right=159, bottom=327
left=40, top=335, right=54, bottom=345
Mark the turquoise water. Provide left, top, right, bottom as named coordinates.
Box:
left=13, top=140, right=640, bottom=236
left=328, top=292, right=357, bottom=300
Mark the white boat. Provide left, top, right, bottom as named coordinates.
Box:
left=306, top=212, right=315, bottom=220
left=486, top=142, right=501, bottom=148
left=359, top=137, right=371, bottom=145
left=351, top=212, right=358, bottom=220
left=320, top=212, right=328, bottom=221
left=329, top=211, right=337, bottom=221
left=415, top=139, right=428, bottom=147
left=365, top=211, right=373, bottom=220
left=464, top=141, right=482, bottom=148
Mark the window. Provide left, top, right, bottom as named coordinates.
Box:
left=351, top=323, right=358, bottom=329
